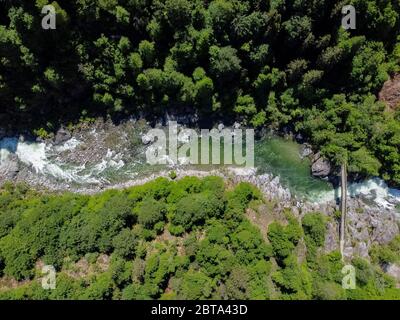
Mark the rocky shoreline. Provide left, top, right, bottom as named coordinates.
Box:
left=1, top=120, right=400, bottom=266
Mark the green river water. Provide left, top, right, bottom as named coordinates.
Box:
left=254, top=136, right=333, bottom=197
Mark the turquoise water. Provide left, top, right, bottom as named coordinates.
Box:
left=5, top=133, right=400, bottom=207
left=0, top=133, right=334, bottom=198
left=254, top=136, right=333, bottom=197
left=106, top=135, right=334, bottom=199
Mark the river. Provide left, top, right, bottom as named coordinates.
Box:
left=1, top=130, right=400, bottom=209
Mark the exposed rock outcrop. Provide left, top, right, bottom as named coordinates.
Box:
left=341, top=200, right=400, bottom=260
left=379, top=73, right=400, bottom=110
left=0, top=154, right=19, bottom=183
left=325, top=221, right=339, bottom=252
left=384, top=263, right=400, bottom=287
left=311, top=152, right=331, bottom=178
left=300, top=144, right=313, bottom=159
left=54, top=128, right=71, bottom=145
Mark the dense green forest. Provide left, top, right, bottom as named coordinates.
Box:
left=0, top=177, right=399, bottom=300
left=1, top=0, right=400, bottom=184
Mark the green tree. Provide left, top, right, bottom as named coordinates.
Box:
left=136, top=198, right=166, bottom=229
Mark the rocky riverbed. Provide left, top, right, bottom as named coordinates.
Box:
left=1, top=119, right=400, bottom=264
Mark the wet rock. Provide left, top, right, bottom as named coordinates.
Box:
left=354, top=242, right=369, bottom=259
left=325, top=221, right=339, bottom=252
left=54, top=128, right=71, bottom=145
left=233, top=122, right=241, bottom=130
left=300, top=144, right=313, bottom=159
left=343, top=246, right=354, bottom=260
left=295, top=133, right=304, bottom=143
left=0, top=154, right=19, bottom=182
left=311, top=152, right=331, bottom=177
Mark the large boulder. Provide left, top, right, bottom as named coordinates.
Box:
left=0, top=154, right=19, bottom=182
left=311, top=152, right=331, bottom=177
left=300, top=144, right=313, bottom=159
left=324, top=221, right=339, bottom=252
left=54, top=128, right=71, bottom=145
left=354, top=242, right=369, bottom=259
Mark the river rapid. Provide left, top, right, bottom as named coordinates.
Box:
left=1, top=120, right=400, bottom=211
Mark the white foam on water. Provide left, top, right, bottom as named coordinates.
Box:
left=348, top=177, right=400, bottom=208
left=309, top=177, right=400, bottom=208
left=91, top=149, right=125, bottom=173
left=0, top=137, right=127, bottom=184
left=0, top=137, right=18, bottom=164
left=54, top=137, right=81, bottom=152
left=15, top=140, right=47, bottom=173
left=2, top=136, right=400, bottom=209
left=309, top=189, right=336, bottom=204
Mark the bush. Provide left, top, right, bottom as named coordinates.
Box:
left=136, top=198, right=166, bottom=229
left=267, top=222, right=295, bottom=263
left=112, top=229, right=138, bottom=259
left=172, top=192, right=224, bottom=231
left=313, top=281, right=346, bottom=300
left=230, top=182, right=261, bottom=210
left=179, top=270, right=213, bottom=299
left=272, top=255, right=312, bottom=299
left=268, top=215, right=302, bottom=264
left=302, top=213, right=326, bottom=248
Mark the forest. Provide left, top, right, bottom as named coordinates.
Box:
left=1, top=0, right=400, bottom=184
left=0, top=176, right=399, bottom=300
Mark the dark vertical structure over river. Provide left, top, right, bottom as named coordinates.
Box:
left=340, top=162, right=348, bottom=260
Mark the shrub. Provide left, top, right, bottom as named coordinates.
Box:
left=302, top=213, right=326, bottom=248
left=172, top=192, right=224, bottom=230
left=112, top=228, right=138, bottom=259
left=136, top=198, right=166, bottom=229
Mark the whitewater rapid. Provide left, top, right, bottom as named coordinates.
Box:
left=1, top=136, right=400, bottom=209
left=309, top=178, right=400, bottom=209
left=0, top=137, right=124, bottom=184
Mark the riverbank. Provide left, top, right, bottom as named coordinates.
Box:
left=1, top=119, right=400, bottom=262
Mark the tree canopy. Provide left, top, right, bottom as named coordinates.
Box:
left=1, top=0, right=400, bottom=183
left=0, top=179, right=398, bottom=300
